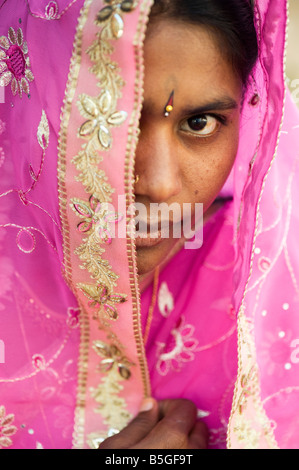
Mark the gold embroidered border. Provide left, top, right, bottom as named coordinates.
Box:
left=57, top=0, right=153, bottom=449
left=227, top=310, right=279, bottom=449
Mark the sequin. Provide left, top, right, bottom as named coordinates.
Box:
left=250, top=93, right=260, bottom=106
left=258, top=256, right=271, bottom=273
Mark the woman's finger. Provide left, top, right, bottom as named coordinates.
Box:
left=133, top=399, right=199, bottom=449
left=188, top=420, right=209, bottom=449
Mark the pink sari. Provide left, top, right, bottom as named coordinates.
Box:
left=0, top=0, right=298, bottom=449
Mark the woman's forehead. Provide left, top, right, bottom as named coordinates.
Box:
left=143, top=20, right=243, bottom=112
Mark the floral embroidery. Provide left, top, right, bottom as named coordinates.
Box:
left=0, top=26, right=34, bottom=98
left=78, top=92, right=127, bottom=149
left=237, top=369, right=255, bottom=415
left=32, top=354, right=46, bottom=370
left=37, top=110, right=50, bottom=150
left=233, top=416, right=261, bottom=449
left=156, top=316, right=199, bottom=376
left=228, top=311, right=279, bottom=449
left=66, top=307, right=81, bottom=329
left=27, top=110, right=50, bottom=192
left=96, top=0, right=138, bottom=39
left=158, top=282, right=174, bottom=318
left=93, top=340, right=133, bottom=380
left=89, top=341, right=133, bottom=439
left=0, top=406, right=17, bottom=448
left=258, top=256, right=271, bottom=273
left=78, top=283, right=126, bottom=321
left=45, top=1, right=59, bottom=20
left=259, top=328, right=293, bottom=376
left=72, top=195, right=122, bottom=244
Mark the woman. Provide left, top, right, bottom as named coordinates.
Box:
left=0, top=0, right=298, bottom=449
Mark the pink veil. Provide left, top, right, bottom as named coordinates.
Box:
left=0, top=0, right=298, bottom=449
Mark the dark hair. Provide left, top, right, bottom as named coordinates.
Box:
left=150, top=0, right=258, bottom=87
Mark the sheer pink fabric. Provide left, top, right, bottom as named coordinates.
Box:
left=0, top=0, right=298, bottom=449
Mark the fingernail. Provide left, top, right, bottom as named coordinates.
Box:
left=139, top=398, right=154, bottom=412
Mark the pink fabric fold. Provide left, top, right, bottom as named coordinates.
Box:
left=0, top=0, right=299, bottom=449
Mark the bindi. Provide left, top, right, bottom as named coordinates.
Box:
left=164, top=90, right=174, bottom=117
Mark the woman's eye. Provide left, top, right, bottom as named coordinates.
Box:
left=180, top=114, right=220, bottom=137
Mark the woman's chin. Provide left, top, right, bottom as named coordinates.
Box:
left=136, top=236, right=185, bottom=281
left=136, top=245, right=165, bottom=277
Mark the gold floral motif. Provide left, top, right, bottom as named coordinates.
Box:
left=78, top=91, right=127, bottom=148
left=27, top=110, right=49, bottom=189
left=93, top=340, right=133, bottom=379
left=89, top=365, right=132, bottom=439
left=72, top=195, right=123, bottom=243
left=86, top=340, right=135, bottom=447
left=96, top=0, right=138, bottom=38
left=90, top=342, right=133, bottom=433
left=0, top=406, right=17, bottom=449
left=78, top=283, right=126, bottom=321
left=37, top=110, right=50, bottom=150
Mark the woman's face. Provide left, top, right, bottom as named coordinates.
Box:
left=134, top=20, right=243, bottom=278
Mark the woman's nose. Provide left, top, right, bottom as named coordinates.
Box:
left=134, top=125, right=182, bottom=203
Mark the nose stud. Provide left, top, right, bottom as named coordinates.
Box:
left=164, top=90, right=174, bottom=117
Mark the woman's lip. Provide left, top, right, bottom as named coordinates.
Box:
left=135, top=230, right=163, bottom=248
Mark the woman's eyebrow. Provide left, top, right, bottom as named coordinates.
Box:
left=141, top=96, right=238, bottom=117
left=181, top=96, right=239, bottom=115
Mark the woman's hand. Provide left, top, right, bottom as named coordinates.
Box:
left=98, top=398, right=209, bottom=449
